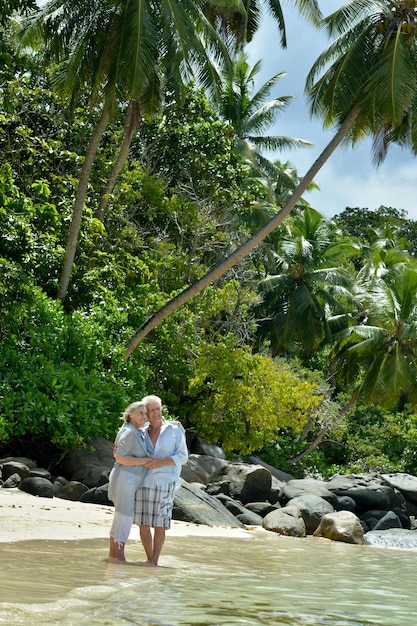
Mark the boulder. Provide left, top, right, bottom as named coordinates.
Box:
left=181, top=454, right=228, bottom=485
left=380, top=473, right=417, bottom=504
left=245, top=502, right=281, bottom=517
left=1, top=462, right=31, bottom=482
left=206, top=463, right=273, bottom=504
left=262, top=505, right=306, bottom=537
left=80, top=483, right=113, bottom=506
left=326, top=474, right=405, bottom=511
left=55, top=480, right=89, bottom=501
left=313, top=511, right=364, bottom=544
left=173, top=480, right=245, bottom=528
left=2, top=472, right=22, bottom=488
left=286, top=494, right=335, bottom=534
left=372, top=511, right=402, bottom=531
left=55, top=437, right=114, bottom=482
left=279, top=478, right=338, bottom=507
left=19, top=476, right=54, bottom=498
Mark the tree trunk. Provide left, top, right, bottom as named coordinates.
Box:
left=288, top=394, right=357, bottom=464
left=124, top=105, right=360, bottom=358
left=57, top=105, right=111, bottom=303
left=95, top=99, right=142, bottom=222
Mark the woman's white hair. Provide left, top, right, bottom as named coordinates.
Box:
left=121, top=401, right=147, bottom=423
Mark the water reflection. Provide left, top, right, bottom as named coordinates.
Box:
left=1, top=533, right=416, bottom=625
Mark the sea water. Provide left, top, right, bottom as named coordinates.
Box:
left=0, top=532, right=416, bottom=625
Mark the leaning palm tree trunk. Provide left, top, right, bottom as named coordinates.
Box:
left=57, top=105, right=111, bottom=302
left=124, top=104, right=360, bottom=358
left=96, top=99, right=142, bottom=222
left=288, top=395, right=357, bottom=464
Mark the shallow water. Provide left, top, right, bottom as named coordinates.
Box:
left=1, top=532, right=416, bottom=625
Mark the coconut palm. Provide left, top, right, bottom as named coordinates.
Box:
left=125, top=0, right=417, bottom=358
left=212, top=52, right=311, bottom=182
left=254, top=206, right=359, bottom=358
left=21, top=0, right=237, bottom=302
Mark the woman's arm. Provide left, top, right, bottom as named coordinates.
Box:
left=115, top=454, right=155, bottom=467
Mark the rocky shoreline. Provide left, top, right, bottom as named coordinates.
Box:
left=2, top=435, right=417, bottom=549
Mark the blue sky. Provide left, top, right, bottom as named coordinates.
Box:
left=246, top=3, right=417, bottom=220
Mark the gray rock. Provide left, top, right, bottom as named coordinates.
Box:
left=0, top=457, right=37, bottom=469
left=173, top=480, right=244, bottom=528
left=313, top=511, right=364, bottom=544
left=326, top=474, right=405, bottom=510
left=181, top=454, right=228, bottom=485
left=279, top=478, right=338, bottom=507
left=245, top=502, right=281, bottom=517
left=1, top=462, right=31, bottom=482
left=55, top=480, right=89, bottom=501
left=235, top=510, right=264, bottom=526
left=80, top=483, right=113, bottom=506
left=19, top=476, right=54, bottom=498
left=335, top=495, right=357, bottom=512
left=380, top=473, right=417, bottom=504
left=262, top=505, right=306, bottom=537
left=373, top=511, right=402, bottom=531
left=30, top=468, right=52, bottom=481
left=245, top=455, right=295, bottom=482
left=207, top=463, right=273, bottom=504
left=287, top=494, right=335, bottom=534
left=57, top=437, right=114, bottom=482
left=2, top=472, right=22, bottom=488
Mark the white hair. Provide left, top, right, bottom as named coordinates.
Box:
left=121, top=401, right=147, bottom=423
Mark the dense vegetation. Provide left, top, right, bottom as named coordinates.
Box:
left=2, top=1, right=417, bottom=477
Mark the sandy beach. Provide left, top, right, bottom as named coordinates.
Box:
left=0, top=487, right=261, bottom=543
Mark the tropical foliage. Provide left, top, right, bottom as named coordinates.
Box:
left=1, top=1, right=417, bottom=478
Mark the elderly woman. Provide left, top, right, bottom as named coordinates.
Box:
left=108, top=401, right=152, bottom=561
left=115, top=395, right=188, bottom=565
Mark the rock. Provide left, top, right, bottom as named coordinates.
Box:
left=335, top=495, right=357, bottom=512
left=1, top=462, right=31, bottom=482
left=181, top=454, right=228, bottom=485
left=55, top=480, right=89, bottom=501
left=245, top=502, right=281, bottom=517
left=30, top=468, right=52, bottom=481
left=279, top=478, right=339, bottom=507
left=313, top=511, right=364, bottom=544
left=2, top=472, right=22, bottom=488
left=80, top=483, right=113, bottom=506
left=206, top=463, right=273, bottom=504
left=55, top=437, right=114, bottom=483
left=373, top=511, right=402, bottom=531
left=245, top=455, right=295, bottom=482
left=235, top=510, right=264, bottom=526
left=19, top=476, right=54, bottom=498
left=262, top=505, right=306, bottom=537
left=187, top=434, right=226, bottom=459
left=326, top=474, right=405, bottom=511
left=380, top=473, right=417, bottom=504
left=286, top=494, right=335, bottom=534
left=392, top=506, right=411, bottom=529
left=0, top=456, right=37, bottom=469
left=173, top=480, right=245, bottom=528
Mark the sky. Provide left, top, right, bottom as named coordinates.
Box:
left=246, top=3, right=417, bottom=221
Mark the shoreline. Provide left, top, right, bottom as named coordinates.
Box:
left=0, top=487, right=263, bottom=543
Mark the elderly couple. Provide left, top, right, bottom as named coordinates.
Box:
left=108, top=394, right=188, bottom=565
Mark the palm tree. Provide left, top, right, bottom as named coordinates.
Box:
left=21, top=0, right=236, bottom=303
left=124, top=0, right=417, bottom=358
left=255, top=206, right=359, bottom=358
left=212, top=52, right=311, bottom=181
left=290, top=247, right=417, bottom=463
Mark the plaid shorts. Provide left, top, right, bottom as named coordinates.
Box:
left=134, top=482, right=176, bottom=529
